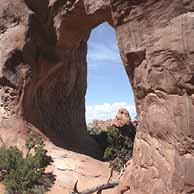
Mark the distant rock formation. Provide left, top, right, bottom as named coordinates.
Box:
left=87, top=119, right=113, bottom=132
left=111, top=108, right=132, bottom=127
left=88, top=108, right=136, bottom=150
left=88, top=108, right=134, bottom=130
left=88, top=108, right=136, bottom=135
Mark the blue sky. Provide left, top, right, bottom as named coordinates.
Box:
left=86, top=22, right=136, bottom=123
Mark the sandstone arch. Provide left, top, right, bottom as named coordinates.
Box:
left=0, top=0, right=194, bottom=194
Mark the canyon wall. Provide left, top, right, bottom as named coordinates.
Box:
left=111, top=1, right=194, bottom=193
left=0, top=0, right=194, bottom=193
left=0, top=0, right=112, bottom=156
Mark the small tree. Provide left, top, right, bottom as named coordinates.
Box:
left=103, top=126, right=134, bottom=171
left=0, top=131, right=54, bottom=194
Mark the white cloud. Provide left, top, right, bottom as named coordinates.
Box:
left=86, top=102, right=136, bottom=123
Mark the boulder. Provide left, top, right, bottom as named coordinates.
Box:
left=111, top=108, right=132, bottom=128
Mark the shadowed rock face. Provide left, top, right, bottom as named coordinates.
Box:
left=0, top=0, right=194, bottom=193
left=0, top=0, right=113, bottom=157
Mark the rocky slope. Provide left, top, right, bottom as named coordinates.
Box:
left=46, top=144, right=118, bottom=194
left=0, top=140, right=119, bottom=194
left=0, top=0, right=194, bottom=194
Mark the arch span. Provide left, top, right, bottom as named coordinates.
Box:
left=21, top=0, right=114, bottom=156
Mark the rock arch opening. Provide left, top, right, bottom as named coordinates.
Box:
left=1, top=1, right=194, bottom=193
left=0, top=0, right=138, bottom=159
left=20, top=1, right=116, bottom=158
left=85, top=22, right=137, bottom=161
left=86, top=22, right=136, bottom=123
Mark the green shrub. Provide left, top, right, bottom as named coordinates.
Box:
left=103, top=126, right=134, bottom=171
left=0, top=131, right=54, bottom=194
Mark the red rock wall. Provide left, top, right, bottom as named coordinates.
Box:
left=0, top=0, right=112, bottom=156
left=111, top=0, right=194, bottom=193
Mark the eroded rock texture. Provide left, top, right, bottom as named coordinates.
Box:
left=0, top=0, right=112, bottom=156
left=0, top=0, right=194, bottom=194
left=111, top=1, right=194, bottom=194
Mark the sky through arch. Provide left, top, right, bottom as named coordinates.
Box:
left=86, top=22, right=136, bottom=123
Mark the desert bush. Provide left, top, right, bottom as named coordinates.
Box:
left=0, top=131, right=54, bottom=194
left=88, top=125, right=135, bottom=171
left=103, top=126, right=134, bottom=171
